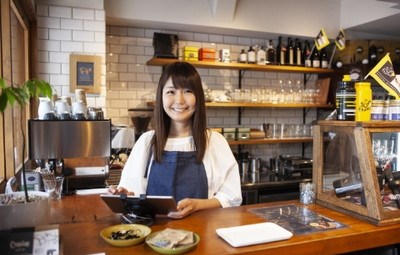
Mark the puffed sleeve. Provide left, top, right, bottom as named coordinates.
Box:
left=203, top=131, right=242, bottom=207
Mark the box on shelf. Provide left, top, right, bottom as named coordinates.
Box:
left=219, top=49, right=230, bottom=63
left=199, top=48, right=215, bottom=61
left=183, top=46, right=199, bottom=61
left=313, top=120, right=400, bottom=226
left=222, top=127, right=236, bottom=140
left=236, top=127, right=250, bottom=140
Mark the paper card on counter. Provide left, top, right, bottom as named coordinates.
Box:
left=33, top=225, right=59, bottom=255
left=216, top=222, right=293, bottom=247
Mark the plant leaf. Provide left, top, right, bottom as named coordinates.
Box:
left=0, top=78, right=6, bottom=89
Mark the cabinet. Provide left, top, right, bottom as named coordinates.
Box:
left=313, top=120, right=400, bottom=225
left=146, top=57, right=334, bottom=147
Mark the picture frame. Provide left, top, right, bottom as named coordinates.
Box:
left=69, top=54, right=101, bottom=94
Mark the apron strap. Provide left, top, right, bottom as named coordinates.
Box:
left=144, top=147, right=153, bottom=178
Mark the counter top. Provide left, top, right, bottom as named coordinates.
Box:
left=52, top=195, right=400, bottom=254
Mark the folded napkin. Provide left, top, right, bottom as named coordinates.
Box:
left=147, top=228, right=194, bottom=249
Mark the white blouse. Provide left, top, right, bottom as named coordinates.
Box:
left=118, top=130, right=242, bottom=207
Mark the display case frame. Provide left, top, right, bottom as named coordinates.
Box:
left=313, top=120, right=400, bottom=226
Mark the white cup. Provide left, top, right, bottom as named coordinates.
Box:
left=72, top=101, right=87, bottom=117
left=38, top=98, right=54, bottom=120
left=55, top=100, right=71, bottom=115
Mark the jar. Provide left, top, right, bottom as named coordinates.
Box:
left=336, top=77, right=356, bottom=121
left=371, top=100, right=385, bottom=120
left=389, top=100, right=400, bottom=120
left=355, top=81, right=372, bottom=121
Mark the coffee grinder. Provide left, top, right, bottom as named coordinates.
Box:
left=128, top=108, right=154, bottom=141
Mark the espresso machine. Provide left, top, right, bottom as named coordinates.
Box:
left=28, top=119, right=111, bottom=193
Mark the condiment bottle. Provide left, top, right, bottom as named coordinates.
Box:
left=239, top=49, right=247, bottom=63
left=355, top=81, right=372, bottom=121
left=336, top=75, right=356, bottom=120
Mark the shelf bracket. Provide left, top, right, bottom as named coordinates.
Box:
left=239, top=70, right=246, bottom=89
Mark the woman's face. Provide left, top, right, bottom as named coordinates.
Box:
left=162, top=77, right=196, bottom=125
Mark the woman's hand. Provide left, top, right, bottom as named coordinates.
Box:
left=167, top=198, right=221, bottom=219
left=107, top=185, right=134, bottom=195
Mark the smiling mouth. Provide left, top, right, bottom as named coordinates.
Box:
left=172, top=107, right=187, bottom=112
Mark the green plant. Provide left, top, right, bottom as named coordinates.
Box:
left=0, top=78, right=52, bottom=202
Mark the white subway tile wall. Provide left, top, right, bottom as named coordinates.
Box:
left=35, top=1, right=319, bottom=164
left=106, top=25, right=319, bottom=161
left=36, top=4, right=106, bottom=111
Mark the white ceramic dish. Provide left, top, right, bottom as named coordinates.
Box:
left=216, top=222, right=293, bottom=247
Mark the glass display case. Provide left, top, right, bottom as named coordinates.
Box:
left=313, top=120, right=400, bottom=225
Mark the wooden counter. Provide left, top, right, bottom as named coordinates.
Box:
left=51, top=195, right=400, bottom=255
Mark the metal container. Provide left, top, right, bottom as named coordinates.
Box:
left=88, top=107, right=104, bottom=120
left=250, top=157, right=261, bottom=173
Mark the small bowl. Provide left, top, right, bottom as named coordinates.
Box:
left=145, top=231, right=200, bottom=254
left=100, top=224, right=151, bottom=247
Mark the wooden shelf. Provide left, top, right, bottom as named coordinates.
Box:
left=204, top=101, right=333, bottom=108
left=146, top=57, right=334, bottom=74
left=228, top=137, right=313, bottom=145
left=147, top=101, right=334, bottom=109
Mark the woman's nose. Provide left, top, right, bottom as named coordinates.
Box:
left=175, top=91, right=184, bottom=103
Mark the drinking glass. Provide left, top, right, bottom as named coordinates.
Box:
left=43, top=176, right=64, bottom=200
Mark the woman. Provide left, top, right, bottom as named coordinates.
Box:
left=111, top=61, right=242, bottom=218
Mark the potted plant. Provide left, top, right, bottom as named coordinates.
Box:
left=0, top=77, right=53, bottom=230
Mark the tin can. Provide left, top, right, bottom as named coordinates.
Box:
left=371, top=100, right=385, bottom=120
left=389, top=100, right=400, bottom=120
left=355, top=81, right=372, bottom=121
left=336, top=79, right=356, bottom=120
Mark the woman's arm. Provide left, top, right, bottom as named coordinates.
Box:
left=167, top=198, right=222, bottom=218
left=204, top=131, right=243, bottom=208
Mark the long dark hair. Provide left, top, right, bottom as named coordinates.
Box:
left=151, top=61, right=207, bottom=163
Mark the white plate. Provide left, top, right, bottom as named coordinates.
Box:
left=216, top=222, right=293, bottom=247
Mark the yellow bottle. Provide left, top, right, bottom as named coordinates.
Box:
left=355, top=81, right=372, bottom=121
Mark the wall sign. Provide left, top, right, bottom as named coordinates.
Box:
left=69, top=54, right=101, bottom=94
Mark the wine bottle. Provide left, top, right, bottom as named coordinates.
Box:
left=368, top=44, right=377, bottom=66
left=294, top=38, right=302, bottom=66
left=303, top=40, right=312, bottom=67
left=286, top=37, right=294, bottom=65
left=320, top=48, right=328, bottom=68
left=276, top=36, right=286, bottom=65
left=312, top=48, right=320, bottom=68
left=247, top=46, right=256, bottom=64
left=267, top=40, right=275, bottom=64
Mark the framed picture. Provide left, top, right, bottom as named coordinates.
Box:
left=69, top=54, right=101, bottom=94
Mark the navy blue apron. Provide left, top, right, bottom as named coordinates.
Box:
left=146, top=151, right=208, bottom=202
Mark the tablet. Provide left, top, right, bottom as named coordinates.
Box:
left=100, top=194, right=177, bottom=215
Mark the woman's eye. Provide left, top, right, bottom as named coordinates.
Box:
left=184, top=89, right=193, bottom=94
left=165, top=90, right=175, bottom=95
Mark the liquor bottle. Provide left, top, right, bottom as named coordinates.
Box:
left=267, top=40, right=275, bottom=64
left=247, top=46, right=256, bottom=64
left=286, top=37, right=294, bottom=65
left=294, top=38, right=302, bottom=66
left=239, top=49, right=247, bottom=63
left=276, top=36, right=286, bottom=65
left=303, top=40, right=311, bottom=67
left=336, top=75, right=356, bottom=120
left=312, top=48, right=320, bottom=68
left=320, top=48, right=328, bottom=68
left=256, top=46, right=266, bottom=65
